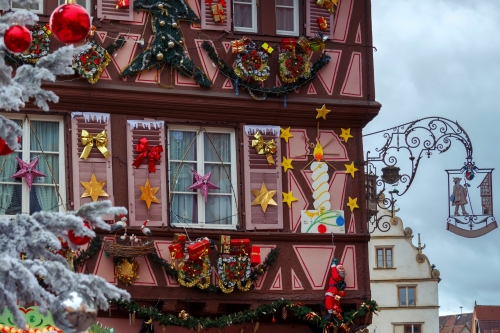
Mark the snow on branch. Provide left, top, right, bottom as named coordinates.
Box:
left=0, top=201, right=131, bottom=332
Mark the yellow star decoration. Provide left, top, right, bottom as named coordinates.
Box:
left=340, top=128, right=353, bottom=142
left=280, top=127, right=294, bottom=143
left=139, top=179, right=160, bottom=210
left=282, top=191, right=298, bottom=208
left=347, top=197, right=359, bottom=212
left=345, top=162, right=359, bottom=178
left=281, top=156, right=294, bottom=172
left=251, top=182, right=277, bottom=213
left=81, top=173, right=109, bottom=202
left=316, top=104, right=331, bottom=120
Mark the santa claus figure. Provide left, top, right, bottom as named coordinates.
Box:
left=323, top=258, right=346, bottom=321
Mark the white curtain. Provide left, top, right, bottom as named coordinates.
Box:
left=233, top=0, right=253, bottom=29
left=0, top=153, right=20, bottom=215
left=276, top=0, right=295, bottom=32
left=31, top=121, right=60, bottom=213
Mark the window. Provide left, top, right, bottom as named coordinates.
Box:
left=399, top=286, right=416, bottom=307
left=404, top=324, right=421, bottom=333
left=376, top=247, right=393, bottom=268
left=0, top=114, right=65, bottom=215
left=168, top=126, right=238, bottom=229
left=233, top=0, right=257, bottom=32
left=11, top=0, right=42, bottom=14
left=59, top=0, right=91, bottom=14
left=275, top=0, right=298, bottom=36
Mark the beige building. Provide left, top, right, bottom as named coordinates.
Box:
left=367, top=206, right=441, bottom=333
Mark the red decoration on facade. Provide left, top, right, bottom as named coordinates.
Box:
left=250, top=246, right=260, bottom=265
left=187, top=239, right=210, bottom=260
left=132, top=137, right=164, bottom=173
left=230, top=238, right=251, bottom=255
left=169, top=243, right=184, bottom=259
left=116, top=0, right=129, bottom=9
left=280, top=38, right=297, bottom=51
left=50, top=2, right=91, bottom=43
left=324, top=259, right=346, bottom=321
left=0, top=137, right=15, bottom=156
left=4, top=25, right=32, bottom=54
left=318, top=17, right=328, bottom=31
left=68, top=221, right=92, bottom=246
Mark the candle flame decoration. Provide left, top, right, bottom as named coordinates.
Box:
left=313, top=141, right=324, bottom=162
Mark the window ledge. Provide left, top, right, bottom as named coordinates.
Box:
left=373, top=267, right=397, bottom=270
left=171, top=223, right=238, bottom=231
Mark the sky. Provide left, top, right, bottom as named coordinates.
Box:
left=365, top=0, right=500, bottom=316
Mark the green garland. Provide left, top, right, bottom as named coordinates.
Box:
left=111, top=298, right=378, bottom=331
left=201, top=41, right=331, bottom=98
left=73, top=236, right=103, bottom=272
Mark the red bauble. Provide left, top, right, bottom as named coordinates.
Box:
left=50, top=3, right=91, bottom=43
left=0, top=138, right=14, bottom=156
left=4, top=25, right=32, bottom=54
left=271, top=317, right=276, bottom=323
left=68, top=221, right=92, bottom=245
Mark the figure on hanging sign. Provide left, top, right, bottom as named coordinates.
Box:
left=120, top=0, right=212, bottom=88
left=451, top=177, right=468, bottom=216
left=446, top=166, right=497, bottom=238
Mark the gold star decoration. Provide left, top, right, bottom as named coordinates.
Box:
left=347, top=197, right=359, bottom=212
left=280, top=127, right=294, bottom=143
left=345, top=162, right=359, bottom=178
left=81, top=173, right=109, bottom=202
left=282, top=191, right=298, bottom=208
left=281, top=156, right=294, bottom=172
left=139, top=179, right=160, bottom=210
left=340, top=128, right=353, bottom=142
left=251, top=182, right=277, bottom=213
left=316, top=104, right=331, bottom=120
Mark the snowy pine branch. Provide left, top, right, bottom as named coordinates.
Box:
left=0, top=115, right=22, bottom=150
left=0, top=201, right=131, bottom=332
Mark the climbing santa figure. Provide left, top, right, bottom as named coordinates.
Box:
left=323, top=258, right=346, bottom=322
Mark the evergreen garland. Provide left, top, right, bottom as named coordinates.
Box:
left=73, top=236, right=103, bottom=271
left=111, top=298, right=379, bottom=331
left=201, top=41, right=331, bottom=98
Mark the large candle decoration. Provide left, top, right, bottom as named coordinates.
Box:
left=311, top=142, right=331, bottom=211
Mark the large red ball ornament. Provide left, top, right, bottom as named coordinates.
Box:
left=68, top=221, right=92, bottom=245
left=4, top=25, right=32, bottom=54
left=50, top=2, right=91, bottom=43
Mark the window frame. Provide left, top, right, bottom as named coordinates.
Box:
left=0, top=113, right=66, bottom=216
left=10, top=0, right=43, bottom=14
left=58, top=0, right=92, bottom=14
left=167, top=125, right=238, bottom=230
left=233, top=0, right=258, bottom=33
left=275, top=0, right=299, bottom=36
left=403, top=324, right=422, bottom=333
left=398, top=285, right=417, bottom=307
left=375, top=246, right=394, bottom=268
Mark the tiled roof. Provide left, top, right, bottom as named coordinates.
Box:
left=439, top=313, right=472, bottom=333
left=475, top=306, right=500, bottom=321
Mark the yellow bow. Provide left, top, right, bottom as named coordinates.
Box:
left=80, top=130, right=110, bottom=160
left=251, top=131, right=277, bottom=165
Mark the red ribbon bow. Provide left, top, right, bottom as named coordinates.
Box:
left=132, top=137, right=163, bottom=173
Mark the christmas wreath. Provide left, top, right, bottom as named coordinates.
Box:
left=10, top=24, right=50, bottom=64
left=177, top=255, right=211, bottom=289
left=234, top=48, right=270, bottom=82
left=217, top=255, right=252, bottom=293
left=73, top=40, right=112, bottom=84
left=278, top=51, right=311, bottom=83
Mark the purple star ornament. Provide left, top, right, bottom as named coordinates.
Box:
left=11, top=157, right=46, bottom=191
left=187, top=170, right=220, bottom=202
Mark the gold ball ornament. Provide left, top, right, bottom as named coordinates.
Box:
left=57, top=291, right=97, bottom=333
left=172, top=22, right=178, bottom=28
left=179, top=40, right=184, bottom=45
left=161, top=36, right=166, bottom=40
left=156, top=51, right=164, bottom=61
left=168, top=41, right=175, bottom=48
left=159, top=20, right=165, bottom=26
left=157, top=3, right=163, bottom=9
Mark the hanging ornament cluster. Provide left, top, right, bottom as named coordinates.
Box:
left=278, top=37, right=312, bottom=84
left=50, top=0, right=91, bottom=43
left=316, top=0, right=338, bottom=14
left=11, top=156, right=46, bottom=191
left=73, top=41, right=112, bottom=84
left=4, top=25, right=32, bottom=54
left=7, top=24, right=50, bottom=64
left=178, top=238, right=211, bottom=289
left=234, top=39, right=270, bottom=82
